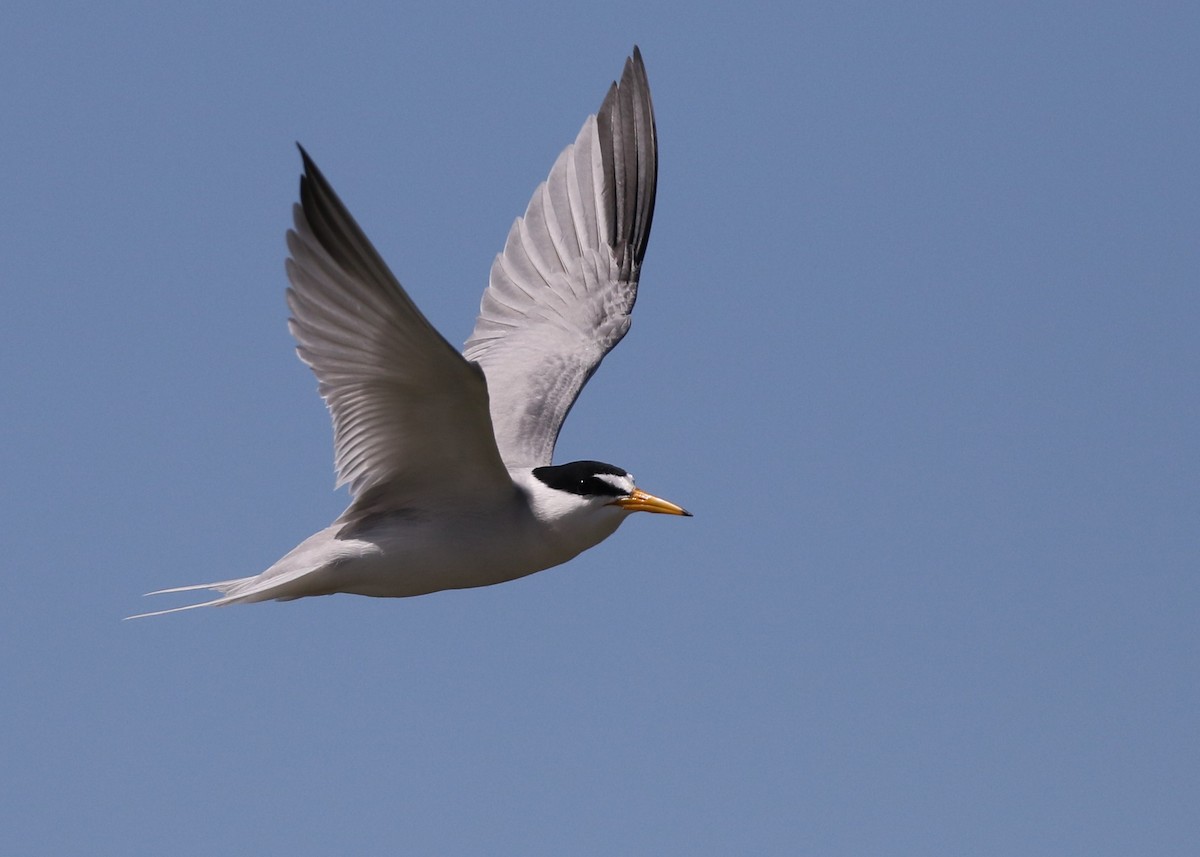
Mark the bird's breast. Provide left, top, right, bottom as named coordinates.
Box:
left=327, top=500, right=611, bottom=598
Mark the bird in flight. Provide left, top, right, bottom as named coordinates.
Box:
left=133, top=47, right=688, bottom=618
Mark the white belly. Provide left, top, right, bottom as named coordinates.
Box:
left=253, top=499, right=625, bottom=600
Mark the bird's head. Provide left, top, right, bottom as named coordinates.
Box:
left=529, top=460, right=691, bottom=520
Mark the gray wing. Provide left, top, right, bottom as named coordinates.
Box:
left=286, top=147, right=512, bottom=511
left=463, top=47, right=657, bottom=468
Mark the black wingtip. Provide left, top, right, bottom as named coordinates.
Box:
left=294, top=144, right=338, bottom=225
left=595, top=45, right=657, bottom=278
left=295, top=142, right=318, bottom=180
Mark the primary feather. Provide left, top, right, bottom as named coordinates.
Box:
left=464, top=47, right=657, bottom=468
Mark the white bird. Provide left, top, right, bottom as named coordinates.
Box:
left=132, top=47, right=688, bottom=618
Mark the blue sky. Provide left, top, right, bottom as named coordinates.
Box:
left=3, top=2, right=1197, bottom=854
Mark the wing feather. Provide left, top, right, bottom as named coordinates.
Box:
left=286, top=147, right=511, bottom=507
left=464, top=47, right=658, bottom=467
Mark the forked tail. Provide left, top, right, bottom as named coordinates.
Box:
left=125, top=576, right=266, bottom=619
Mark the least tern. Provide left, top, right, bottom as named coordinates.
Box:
left=133, top=47, right=688, bottom=618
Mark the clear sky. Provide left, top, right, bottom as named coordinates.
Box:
left=3, top=2, right=1197, bottom=855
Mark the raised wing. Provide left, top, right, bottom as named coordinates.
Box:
left=286, top=147, right=511, bottom=510
left=463, top=47, right=657, bottom=468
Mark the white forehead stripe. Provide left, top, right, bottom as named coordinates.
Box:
left=596, top=472, right=633, bottom=492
